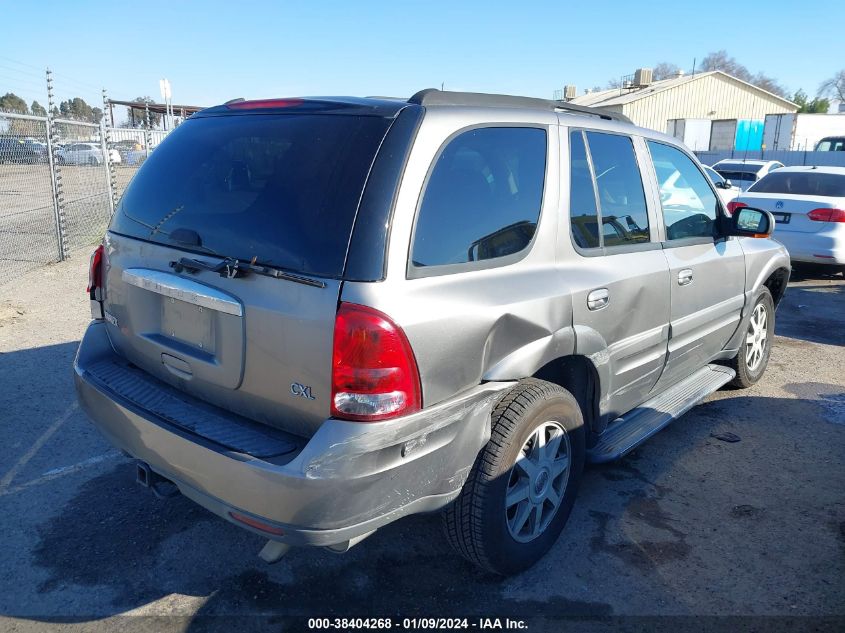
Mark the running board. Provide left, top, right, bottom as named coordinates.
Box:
left=587, top=364, right=736, bottom=463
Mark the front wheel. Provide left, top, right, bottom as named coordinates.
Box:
left=442, top=379, right=585, bottom=575
left=728, top=287, right=775, bottom=388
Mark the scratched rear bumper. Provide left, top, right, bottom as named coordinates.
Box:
left=74, top=321, right=510, bottom=546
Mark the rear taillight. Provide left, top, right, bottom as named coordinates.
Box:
left=807, top=208, right=845, bottom=223
left=87, top=244, right=104, bottom=300
left=727, top=201, right=748, bottom=215
left=331, top=303, right=421, bottom=422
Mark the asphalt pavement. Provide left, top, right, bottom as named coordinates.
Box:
left=0, top=253, right=842, bottom=632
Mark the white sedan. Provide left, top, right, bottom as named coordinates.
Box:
left=703, top=165, right=741, bottom=206
left=57, top=142, right=121, bottom=166
left=730, top=166, right=845, bottom=274
left=712, top=159, right=784, bottom=192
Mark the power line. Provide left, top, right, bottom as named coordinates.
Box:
left=0, top=55, right=104, bottom=92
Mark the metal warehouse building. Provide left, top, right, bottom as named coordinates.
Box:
left=568, top=70, right=797, bottom=152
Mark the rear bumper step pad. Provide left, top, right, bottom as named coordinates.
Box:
left=84, top=357, right=299, bottom=459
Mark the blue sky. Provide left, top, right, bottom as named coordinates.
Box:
left=2, top=0, right=841, bottom=119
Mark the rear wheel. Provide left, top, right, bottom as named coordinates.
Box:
left=728, top=287, right=774, bottom=388
left=442, top=378, right=585, bottom=575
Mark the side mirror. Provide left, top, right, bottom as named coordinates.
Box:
left=724, top=179, right=733, bottom=188
left=725, top=207, right=774, bottom=238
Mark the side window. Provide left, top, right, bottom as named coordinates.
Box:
left=648, top=141, right=719, bottom=241
left=704, top=166, right=725, bottom=186
left=411, top=127, right=546, bottom=268
left=583, top=131, right=650, bottom=247
left=568, top=131, right=600, bottom=248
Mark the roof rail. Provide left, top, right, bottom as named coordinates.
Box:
left=408, top=89, right=632, bottom=124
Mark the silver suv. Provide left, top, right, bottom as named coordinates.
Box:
left=74, top=90, right=790, bottom=575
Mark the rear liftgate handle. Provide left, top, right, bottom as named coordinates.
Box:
left=678, top=269, right=694, bottom=286
left=587, top=288, right=609, bottom=311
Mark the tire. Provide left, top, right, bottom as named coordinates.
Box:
left=442, top=378, right=585, bottom=575
left=728, top=287, right=775, bottom=388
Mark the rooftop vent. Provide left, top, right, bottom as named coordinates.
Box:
left=634, top=68, right=653, bottom=87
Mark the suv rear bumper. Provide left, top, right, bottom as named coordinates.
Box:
left=74, top=321, right=509, bottom=547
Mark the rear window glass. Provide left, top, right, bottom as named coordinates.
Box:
left=749, top=171, right=845, bottom=196
left=411, top=127, right=546, bottom=268
left=110, top=113, right=392, bottom=278
left=714, top=170, right=758, bottom=183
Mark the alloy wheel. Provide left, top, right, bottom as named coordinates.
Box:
left=745, top=302, right=768, bottom=372
left=505, top=421, right=570, bottom=543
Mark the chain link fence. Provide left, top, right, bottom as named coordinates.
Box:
left=0, top=111, right=169, bottom=286
left=0, top=113, right=58, bottom=282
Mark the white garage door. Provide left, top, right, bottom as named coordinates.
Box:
left=710, top=120, right=737, bottom=151
left=682, top=119, right=713, bottom=151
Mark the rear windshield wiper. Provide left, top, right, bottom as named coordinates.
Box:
left=170, top=256, right=326, bottom=288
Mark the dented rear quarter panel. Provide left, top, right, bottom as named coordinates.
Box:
left=340, top=107, right=573, bottom=408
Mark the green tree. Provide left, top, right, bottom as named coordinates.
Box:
left=0, top=92, right=29, bottom=114
left=59, top=97, right=100, bottom=123
left=792, top=89, right=830, bottom=113
left=30, top=100, right=47, bottom=117
left=127, top=96, right=162, bottom=128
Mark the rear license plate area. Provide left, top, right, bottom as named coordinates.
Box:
left=772, top=212, right=790, bottom=224
left=160, top=296, right=215, bottom=352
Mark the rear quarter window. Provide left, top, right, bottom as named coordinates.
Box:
left=410, top=126, right=547, bottom=271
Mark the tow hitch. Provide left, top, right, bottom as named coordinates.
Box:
left=136, top=461, right=180, bottom=499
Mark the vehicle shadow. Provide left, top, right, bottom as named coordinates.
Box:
left=776, top=275, right=844, bottom=347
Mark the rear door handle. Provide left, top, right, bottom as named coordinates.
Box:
left=678, top=269, right=694, bottom=286
left=587, top=288, right=609, bottom=311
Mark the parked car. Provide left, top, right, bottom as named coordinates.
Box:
left=57, top=142, right=121, bottom=165
left=815, top=136, right=845, bottom=152
left=0, top=137, right=45, bottom=164
left=74, top=91, right=790, bottom=575
left=704, top=165, right=741, bottom=206
left=730, top=166, right=845, bottom=274
left=109, top=139, right=144, bottom=163
left=712, top=159, right=785, bottom=192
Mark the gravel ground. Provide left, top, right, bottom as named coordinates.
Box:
left=0, top=252, right=843, bottom=632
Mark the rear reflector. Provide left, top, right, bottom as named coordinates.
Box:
left=87, top=244, right=104, bottom=300
left=727, top=201, right=748, bottom=215
left=228, top=511, right=285, bottom=536
left=226, top=98, right=303, bottom=110
left=807, top=208, right=845, bottom=223
left=331, top=303, right=421, bottom=422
